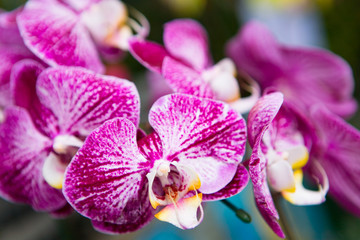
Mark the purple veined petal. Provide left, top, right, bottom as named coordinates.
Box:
left=203, top=164, right=249, bottom=201
left=17, top=0, right=104, bottom=73
left=149, top=93, right=247, bottom=194
left=226, top=21, right=285, bottom=88
left=310, top=106, right=360, bottom=216
left=162, top=57, right=215, bottom=99
left=164, top=19, right=211, bottom=71
left=36, top=67, right=140, bottom=136
left=0, top=107, right=66, bottom=211
left=281, top=47, right=357, bottom=118
left=249, top=140, right=285, bottom=238
left=10, top=59, right=59, bottom=138
left=63, top=118, right=153, bottom=224
left=91, top=206, right=154, bottom=235
left=247, top=92, right=284, bottom=147
left=128, top=38, right=169, bottom=74
left=0, top=7, right=24, bottom=46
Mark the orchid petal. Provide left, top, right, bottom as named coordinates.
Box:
left=63, top=118, right=152, bottom=224
left=0, top=7, right=24, bottom=46
left=155, top=193, right=203, bottom=229
left=17, top=0, right=104, bottom=72
left=281, top=47, right=357, bottom=118
left=36, top=67, right=140, bottom=136
left=282, top=168, right=328, bottom=205
left=249, top=141, right=285, bottom=238
left=203, top=164, right=249, bottom=201
left=164, top=19, right=211, bottom=70
left=0, top=107, right=66, bottom=211
left=311, top=106, right=360, bottom=216
left=226, top=21, right=284, bottom=87
left=247, top=92, right=284, bottom=147
left=10, top=59, right=59, bottom=138
left=149, top=93, right=247, bottom=194
left=128, top=38, right=169, bottom=74
left=162, top=57, right=215, bottom=99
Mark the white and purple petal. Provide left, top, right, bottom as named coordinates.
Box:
left=63, top=118, right=153, bottom=224
left=36, top=67, right=140, bottom=136
left=149, top=93, right=247, bottom=194
left=17, top=0, right=104, bottom=72
left=0, top=107, right=66, bottom=211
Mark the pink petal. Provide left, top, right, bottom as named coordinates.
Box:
left=149, top=93, right=247, bottom=194
left=0, top=7, right=24, bottom=46
left=63, top=118, right=153, bottom=224
left=311, top=106, right=360, bottom=216
left=17, top=0, right=104, bottom=72
left=226, top=21, right=284, bottom=88
left=203, top=164, right=249, bottom=201
left=247, top=92, right=284, bottom=147
left=36, top=67, right=140, bottom=136
left=0, top=107, right=66, bottom=211
left=164, top=19, right=211, bottom=70
left=128, top=38, right=169, bottom=74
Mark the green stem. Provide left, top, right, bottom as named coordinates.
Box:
left=272, top=192, right=296, bottom=240
left=221, top=199, right=251, bottom=223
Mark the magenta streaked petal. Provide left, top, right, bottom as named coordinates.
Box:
left=247, top=92, right=284, bottom=147
left=128, top=38, right=169, bottom=74
left=149, top=93, right=247, bottom=194
left=17, top=0, right=104, bottom=72
left=63, top=118, right=153, bottom=223
left=0, top=107, right=66, bottom=211
left=162, top=57, right=214, bottom=99
left=36, top=67, right=140, bottom=136
left=203, top=164, right=249, bottom=201
left=226, top=21, right=284, bottom=87
left=250, top=141, right=285, bottom=238
left=281, top=47, right=357, bottom=118
left=10, top=59, right=59, bottom=138
left=164, top=19, right=211, bottom=70
left=311, top=106, right=360, bottom=216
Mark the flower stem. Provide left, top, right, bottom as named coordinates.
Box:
left=220, top=199, right=251, bottom=223
left=272, top=192, right=296, bottom=240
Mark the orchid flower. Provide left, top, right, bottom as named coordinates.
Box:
left=227, top=21, right=357, bottom=118
left=0, top=8, right=39, bottom=122
left=129, top=19, right=259, bottom=114
left=17, top=0, right=149, bottom=73
left=310, top=106, right=360, bottom=217
left=0, top=65, right=140, bottom=215
left=63, top=93, right=249, bottom=233
left=247, top=92, right=329, bottom=238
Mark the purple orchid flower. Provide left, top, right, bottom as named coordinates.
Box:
left=0, top=8, right=39, bottom=121
left=129, top=19, right=259, bottom=114
left=0, top=65, right=140, bottom=214
left=17, top=0, right=149, bottom=73
left=310, top=106, right=360, bottom=217
left=63, top=93, right=249, bottom=233
left=247, top=92, right=329, bottom=238
left=226, top=21, right=357, bottom=118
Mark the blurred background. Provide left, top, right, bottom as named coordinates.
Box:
left=0, top=0, right=359, bottom=239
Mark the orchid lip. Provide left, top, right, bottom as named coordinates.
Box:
left=147, top=160, right=204, bottom=229
left=43, top=134, right=84, bottom=189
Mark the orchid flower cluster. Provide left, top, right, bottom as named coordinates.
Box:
left=0, top=0, right=359, bottom=238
